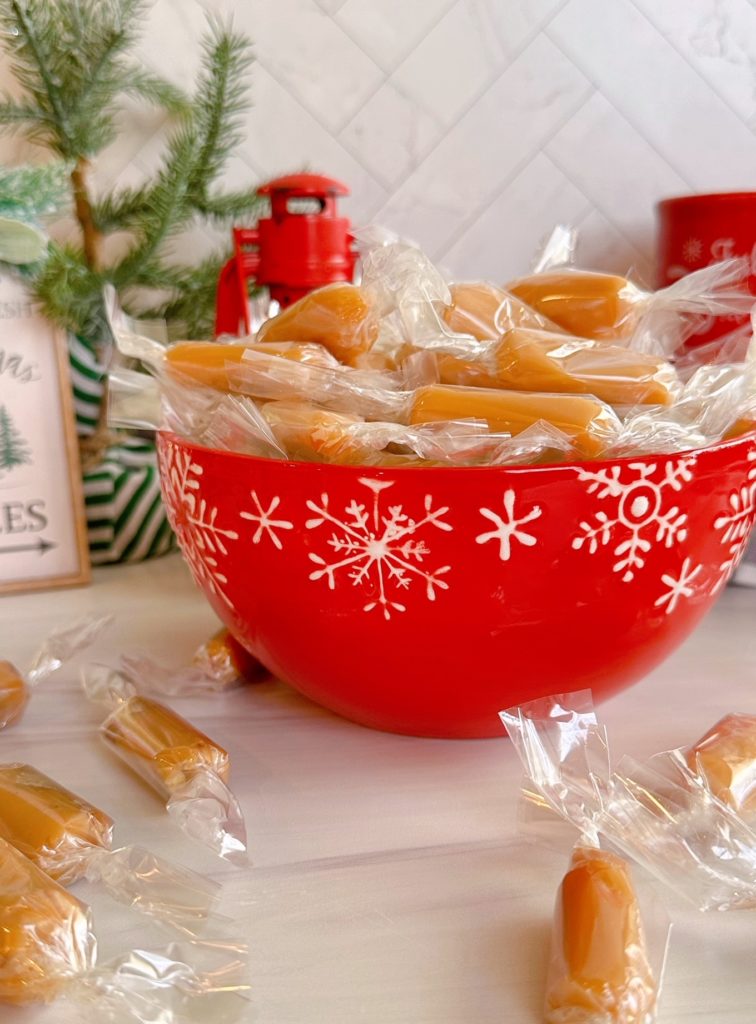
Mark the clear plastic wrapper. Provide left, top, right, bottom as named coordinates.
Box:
left=0, top=614, right=112, bottom=730
left=545, top=844, right=658, bottom=1024
left=431, top=327, right=679, bottom=407
left=82, top=667, right=247, bottom=864
left=506, top=257, right=754, bottom=344
left=0, top=763, right=220, bottom=933
left=500, top=691, right=756, bottom=911
left=408, top=384, right=622, bottom=459
left=685, top=713, right=756, bottom=817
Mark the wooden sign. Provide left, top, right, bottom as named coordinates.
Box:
left=0, top=274, right=90, bottom=593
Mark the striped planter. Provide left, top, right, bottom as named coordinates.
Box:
left=68, top=334, right=176, bottom=565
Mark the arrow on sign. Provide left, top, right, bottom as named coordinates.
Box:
left=0, top=537, right=56, bottom=556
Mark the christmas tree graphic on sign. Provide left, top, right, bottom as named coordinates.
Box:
left=0, top=406, right=31, bottom=472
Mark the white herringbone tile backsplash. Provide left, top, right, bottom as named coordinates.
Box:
left=2, top=0, right=756, bottom=289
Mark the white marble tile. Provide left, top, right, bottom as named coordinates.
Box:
left=235, top=0, right=384, bottom=134
left=632, top=0, right=756, bottom=131
left=339, top=80, right=442, bottom=188
left=439, top=152, right=593, bottom=282
left=548, top=0, right=756, bottom=192
left=573, top=207, right=655, bottom=286
left=392, top=0, right=567, bottom=128
left=376, top=35, right=591, bottom=257
left=237, top=65, right=388, bottom=224
left=545, top=92, right=690, bottom=260
left=336, top=0, right=456, bottom=73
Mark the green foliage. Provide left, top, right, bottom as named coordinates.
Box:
left=0, top=1, right=259, bottom=342
left=0, top=160, right=70, bottom=220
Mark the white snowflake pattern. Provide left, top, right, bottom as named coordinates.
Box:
left=161, top=444, right=239, bottom=605
left=240, top=492, right=294, bottom=550
left=682, top=236, right=703, bottom=264
left=476, top=490, right=542, bottom=561
left=710, top=449, right=756, bottom=592
left=305, top=477, right=452, bottom=619
left=572, top=458, right=696, bottom=582
left=654, top=558, right=703, bottom=615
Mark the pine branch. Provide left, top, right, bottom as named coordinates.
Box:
left=136, top=250, right=229, bottom=339
left=194, top=188, right=263, bottom=224
left=91, top=185, right=151, bottom=232
left=33, top=242, right=105, bottom=339
left=122, top=65, right=190, bottom=114
left=0, top=98, right=47, bottom=128
left=188, top=18, right=253, bottom=203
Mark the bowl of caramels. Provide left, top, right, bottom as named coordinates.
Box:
left=152, top=244, right=756, bottom=737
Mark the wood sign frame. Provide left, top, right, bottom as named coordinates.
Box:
left=0, top=275, right=90, bottom=594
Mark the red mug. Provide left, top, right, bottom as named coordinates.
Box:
left=656, top=191, right=756, bottom=348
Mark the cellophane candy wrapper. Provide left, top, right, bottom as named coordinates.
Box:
left=0, top=835, right=249, bottom=1017
left=81, top=665, right=247, bottom=864
left=501, top=691, right=756, bottom=912
left=0, top=762, right=222, bottom=937
left=0, top=614, right=112, bottom=730
left=545, top=843, right=662, bottom=1024
left=685, top=713, right=756, bottom=816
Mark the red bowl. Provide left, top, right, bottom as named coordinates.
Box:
left=157, top=431, right=756, bottom=738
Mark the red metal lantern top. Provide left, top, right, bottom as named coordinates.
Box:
left=215, top=173, right=357, bottom=337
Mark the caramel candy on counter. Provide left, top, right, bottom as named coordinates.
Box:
left=193, top=628, right=266, bottom=686
left=687, top=713, right=756, bottom=815
left=101, top=696, right=230, bottom=797
left=545, top=846, right=656, bottom=1024
left=437, top=329, right=676, bottom=406
left=261, top=401, right=377, bottom=464
left=256, top=284, right=379, bottom=364
left=0, top=836, right=95, bottom=1005
left=508, top=270, right=640, bottom=341
left=442, top=282, right=561, bottom=340
left=0, top=764, right=114, bottom=885
left=408, top=384, right=619, bottom=458
left=0, top=662, right=29, bottom=730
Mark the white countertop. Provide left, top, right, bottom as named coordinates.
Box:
left=1, top=554, right=755, bottom=1023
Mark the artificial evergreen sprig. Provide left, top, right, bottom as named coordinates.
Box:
left=0, top=0, right=260, bottom=344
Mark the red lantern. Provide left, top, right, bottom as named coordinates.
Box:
left=214, top=173, right=357, bottom=337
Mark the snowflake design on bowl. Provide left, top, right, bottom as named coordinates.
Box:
left=572, top=458, right=696, bottom=582
left=305, top=477, right=452, bottom=619
left=654, top=557, right=703, bottom=615
left=710, top=449, right=756, bottom=592
left=160, top=444, right=239, bottom=605
left=682, top=236, right=703, bottom=264
left=476, top=490, right=542, bottom=561
left=240, top=492, right=293, bottom=550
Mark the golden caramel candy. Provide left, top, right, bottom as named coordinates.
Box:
left=723, top=417, right=756, bottom=440
left=687, top=713, right=756, bottom=815
left=437, top=328, right=676, bottom=406
left=261, top=401, right=376, bottom=464
left=0, top=661, right=29, bottom=730
left=443, top=282, right=560, bottom=340
left=0, top=764, right=114, bottom=885
left=101, top=696, right=230, bottom=797
left=165, top=340, right=339, bottom=393
left=508, top=270, right=640, bottom=341
left=408, top=384, right=618, bottom=458
left=194, top=628, right=266, bottom=685
left=256, top=283, right=379, bottom=364
left=545, top=846, right=656, bottom=1024
left=0, top=836, right=95, bottom=1005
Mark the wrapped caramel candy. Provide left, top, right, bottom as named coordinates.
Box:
left=193, top=627, right=267, bottom=687
left=507, top=258, right=753, bottom=343
left=256, top=283, right=378, bottom=364
left=0, top=616, right=111, bottom=731
left=0, top=763, right=220, bottom=933
left=83, top=668, right=247, bottom=862
left=545, top=845, right=656, bottom=1024
left=0, top=835, right=95, bottom=1005
left=686, top=713, right=756, bottom=816
left=442, top=281, right=561, bottom=340
left=0, top=661, right=29, bottom=729
left=435, top=328, right=677, bottom=407
left=408, top=384, right=620, bottom=458
left=165, top=339, right=340, bottom=392
left=262, top=401, right=376, bottom=464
